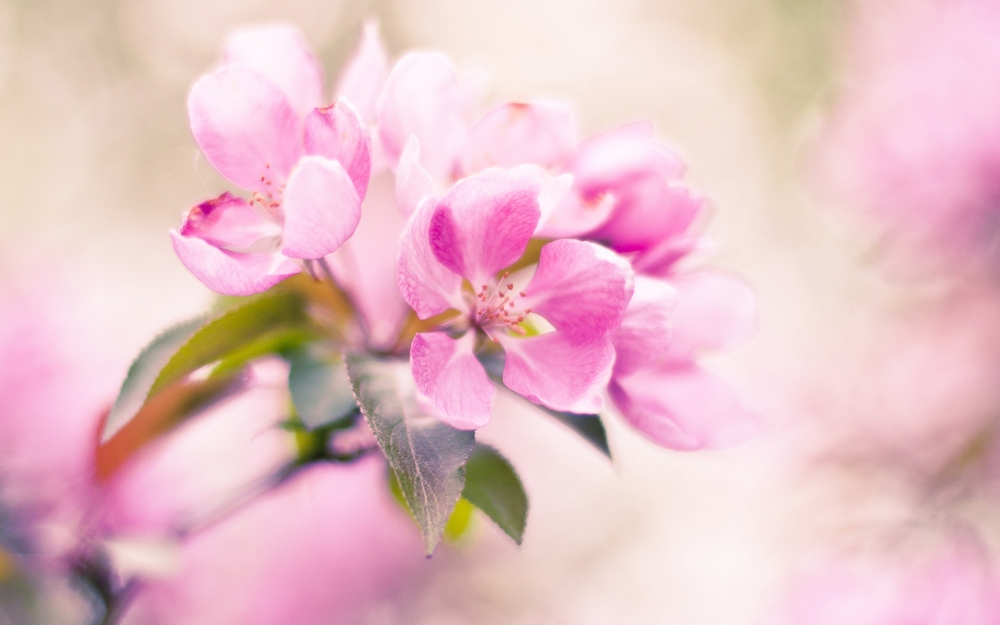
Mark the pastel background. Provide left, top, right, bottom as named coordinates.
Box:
left=4, top=0, right=1000, bottom=623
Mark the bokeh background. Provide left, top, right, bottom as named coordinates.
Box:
left=5, top=0, right=1000, bottom=622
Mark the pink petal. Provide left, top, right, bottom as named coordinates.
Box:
left=571, top=122, right=686, bottom=196
left=396, top=201, right=463, bottom=319
left=303, top=100, right=372, bottom=200
left=410, top=332, right=494, bottom=429
left=499, top=331, right=615, bottom=414
left=427, top=168, right=541, bottom=285
left=666, top=271, right=757, bottom=359
left=325, top=172, right=410, bottom=351
left=170, top=230, right=299, bottom=296
left=334, top=19, right=389, bottom=125
left=376, top=52, right=468, bottom=181
left=222, top=24, right=325, bottom=120
left=281, top=156, right=362, bottom=259
left=536, top=187, right=616, bottom=239
left=396, top=136, right=436, bottom=217
left=521, top=240, right=633, bottom=340
left=179, top=192, right=281, bottom=251
left=188, top=65, right=303, bottom=193
left=458, top=101, right=576, bottom=176
left=589, top=180, right=704, bottom=254
left=610, top=363, right=757, bottom=450
left=611, top=276, right=677, bottom=376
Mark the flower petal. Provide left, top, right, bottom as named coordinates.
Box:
left=281, top=156, right=361, bottom=259
left=180, top=192, right=281, bottom=251
left=188, top=65, right=303, bottom=192
left=303, top=100, right=372, bottom=200
left=458, top=101, right=576, bottom=175
left=499, top=331, right=614, bottom=414
left=428, top=168, right=541, bottom=285
left=325, top=172, right=410, bottom=351
left=334, top=19, right=389, bottom=125
left=571, top=122, right=686, bottom=196
left=396, top=136, right=436, bottom=217
left=397, top=200, right=463, bottom=319
left=521, top=240, right=633, bottom=340
left=222, top=23, right=325, bottom=120
left=536, top=188, right=617, bottom=239
left=411, top=332, right=494, bottom=429
left=590, top=180, right=704, bottom=254
left=376, top=52, right=468, bottom=181
left=665, top=271, right=757, bottom=359
left=610, top=363, right=757, bottom=450
left=611, top=276, right=677, bottom=376
left=170, top=230, right=299, bottom=296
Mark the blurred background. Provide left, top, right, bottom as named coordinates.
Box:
left=5, top=0, right=1000, bottom=622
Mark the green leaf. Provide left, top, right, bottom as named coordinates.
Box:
left=462, top=443, right=529, bottom=544
left=102, top=316, right=207, bottom=442
left=98, top=368, right=249, bottom=479
left=477, top=350, right=611, bottom=458
left=287, top=347, right=357, bottom=430
left=538, top=409, right=611, bottom=458
left=149, top=291, right=310, bottom=397
left=347, top=354, right=475, bottom=554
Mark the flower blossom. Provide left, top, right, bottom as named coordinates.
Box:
left=372, top=45, right=756, bottom=447
left=171, top=25, right=371, bottom=296
left=397, top=167, right=633, bottom=430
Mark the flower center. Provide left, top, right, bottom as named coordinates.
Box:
left=472, top=271, right=531, bottom=338
left=248, top=163, right=285, bottom=220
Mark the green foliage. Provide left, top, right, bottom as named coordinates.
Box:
left=287, top=346, right=357, bottom=430
left=149, top=291, right=311, bottom=396
left=102, top=316, right=207, bottom=442
left=462, top=443, right=529, bottom=544
left=347, top=354, right=475, bottom=554
left=100, top=291, right=319, bottom=477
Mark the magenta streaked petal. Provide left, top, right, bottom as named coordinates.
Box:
left=280, top=156, right=361, bottom=260
left=170, top=230, right=299, bottom=296
left=610, top=363, right=757, bottom=450
left=590, top=180, right=704, bottom=254
left=180, top=192, right=281, bottom=250
left=499, top=331, right=614, bottom=414
left=427, top=168, right=541, bottom=285
left=334, top=19, right=389, bottom=125
left=222, top=24, right=325, bottom=120
left=188, top=65, right=303, bottom=193
left=397, top=201, right=463, bottom=319
left=376, top=52, right=468, bottom=180
left=396, top=136, right=436, bottom=217
left=303, top=100, right=372, bottom=200
left=611, top=276, right=677, bottom=376
left=665, top=271, right=757, bottom=359
left=571, top=122, right=686, bottom=195
left=458, top=101, right=576, bottom=175
left=521, top=240, right=633, bottom=340
left=410, top=332, right=494, bottom=429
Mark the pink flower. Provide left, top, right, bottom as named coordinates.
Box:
left=815, top=0, right=1000, bottom=274
left=171, top=25, right=371, bottom=296
left=608, top=272, right=757, bottom=450
left=770, top=541, right=1000, bottom=625
left=397, top=167, right=634, bottom=429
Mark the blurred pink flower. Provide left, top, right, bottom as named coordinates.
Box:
left=397, top=167, right=633, bottom=429
left=770, top=540, right=1000, bottom=625
left=121, top=458, right=424, bottom=625
left=171, top=25, right=371, bottom=295
left=609, top=272, right=757, bottom=450
left=817, top=0, right=1000, bottom=274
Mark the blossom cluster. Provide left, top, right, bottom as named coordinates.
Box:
left=170, top=21, right=756, bottom=451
